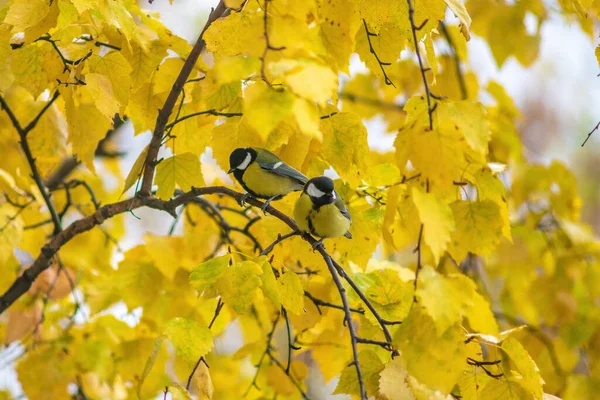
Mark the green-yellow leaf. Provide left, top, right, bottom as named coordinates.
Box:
left=320, top=112, right=369, bottom=186
left=164, top=318, right=213, bottom=366
left=438, top=101, right=490, bottom=156
left=354, top=268, right=414, bottom=325
left=480, top=378, right=531, bottom=400
left=155, top=152, right=204, bottom=200
left=417, top=266, right=474, bottom=334
left=137, top=336, right=165, bottom=399
left=334, top=350, right=384, bottom=396
left=189, top=254, right=232, bottom=293
left=393, top=307, right=469, bottom=395
left=215, top=260, right=262, bottom=314
left=502, top=337, right=545, bottom=399
left=448, top=200, right=503, bottom=262
left=412, top=188, right=455, bottom=263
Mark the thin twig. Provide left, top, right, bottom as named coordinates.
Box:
left=322, top=253, right=366, bottom=399
left=412, top=224, right=424, bottom=303
left=245, top=312, right=281, bottom=396
left=260, top=231, right=299, bottom=256
left=259, top=0, right=286, bottom=84
left=186, top=298, right=224, bottom=390
left=339, top=91, right=405, bottom=111
left=304, top=291, right=364, bottom=315
left=0, top=91, right=63, bottom=234
left=266, top=349, right=309, bottom=400
left=362, top=19, right=395, bottom=87
left=406, top=0, right=436, bottom=129
left=582, top=120, right=600, bottom=147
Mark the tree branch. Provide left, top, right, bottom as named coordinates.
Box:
left=582, top=120, right=600, bottom=147
left=186, top=298, right=224, bottom=390
left=362, top=19, right=395, bottom=88
left=138, top=1, right=227, bottom=197
left=322, top=253, right=367, bottom=399
left=406, top=0, right=437, bottom=129
left=0, top=91, right=62, bottom=234
left=0, top=184, right=401, bottom=396
left=260, top=230, right=299, bottom=256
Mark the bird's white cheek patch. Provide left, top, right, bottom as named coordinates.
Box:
left=307, top=183, right=326, bottom=198
left=237, top=153, right=252, bottom=170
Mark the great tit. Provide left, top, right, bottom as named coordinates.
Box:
left=294, top=176, right=352, bottom=247
left=228, top=147, right=308, bottom=211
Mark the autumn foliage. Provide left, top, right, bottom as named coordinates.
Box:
left=0, top=0, right=600, bottom=399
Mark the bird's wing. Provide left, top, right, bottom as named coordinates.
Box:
left=255, top=151, right=308, bottom=184
left=334, top=193, right=352, bottom=222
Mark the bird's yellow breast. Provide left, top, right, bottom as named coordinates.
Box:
left=242, top=163, right=303, bottom=198
left=294, top=193, right=313, bottom=232
left=294, top=193, right=351, bottom=239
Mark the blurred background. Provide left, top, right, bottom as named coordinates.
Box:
left=1, top=0, right=599, bottom=397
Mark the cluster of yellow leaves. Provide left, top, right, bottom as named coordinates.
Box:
left=0, top=0, right=599, bottom=399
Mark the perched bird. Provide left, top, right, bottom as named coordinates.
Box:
left=228, top=147, right=308, bottom=212
left=294, top=176, right=352, bottom=247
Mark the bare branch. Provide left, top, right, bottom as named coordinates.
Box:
left=582, top=120, right=600, bottom=147
left=322, top=253, right=367, bottom=399
left=0, top=91, right=63, bottom=234
left=260, top=0, right=286, bottom=84
left=406, top=0, right=436, bottom=129
left=260, top=231, right=299, bottom=256
left=139, top=1, right=228, bottom=197
left=165, top=109, right=242, bottom=130
left=186, top=298, right=224, bottom=390
left=362, top=19, right=395, bottom=88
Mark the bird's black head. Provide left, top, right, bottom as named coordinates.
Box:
left=305, top=176, right=336, bottom=207
left=228, top=148, right=257, bottom=174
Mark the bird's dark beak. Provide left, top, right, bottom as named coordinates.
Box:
left=227, top=168, right=234, bottom=174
